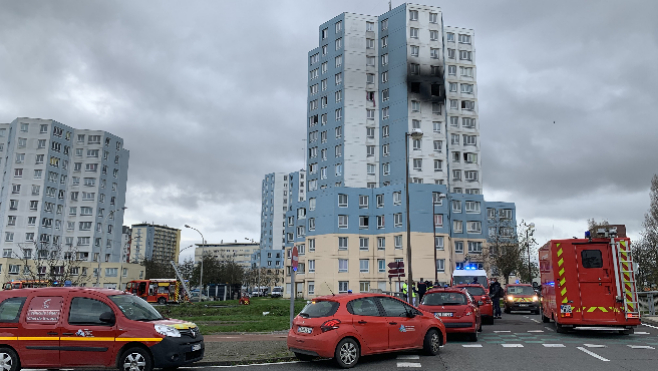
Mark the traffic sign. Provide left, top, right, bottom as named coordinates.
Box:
left=291, top=246, right=299, bottom=272
left=388, top=261, right=404, bottom=269
left=388, top=274, right=405, bottom=279
left=388, top=268, right=405, bottom=275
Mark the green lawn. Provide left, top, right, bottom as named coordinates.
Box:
left=157, top=297, right=308, bottom=334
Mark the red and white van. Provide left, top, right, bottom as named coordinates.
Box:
left=0, top=287, right=204, bottom=371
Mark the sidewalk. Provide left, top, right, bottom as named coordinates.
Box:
left=199, top=332, right=295, bottom=365
left=642, top=315, right=658, bottom=326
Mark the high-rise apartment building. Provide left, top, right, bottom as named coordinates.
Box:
left=262, top=4, right=514, bottom=299
left=260, top=170, right=306, bottom=250
left=0, top=117, right=129, bottom=263
left=130, top=223, right=181, bottom=265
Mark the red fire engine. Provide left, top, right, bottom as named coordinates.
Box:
left=539, top=225, right=640, bottom=334
left=125, top=279, right=183, bottom=304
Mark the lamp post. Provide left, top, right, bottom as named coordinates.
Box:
left=96, top=207, right=127, bottom=287
left=525, top=222, right=536, bottom=284
left=405, top=129, right=423, bottom=304
left=246, top=237, right=260, bottom=295
left=185, top=225, right=206, bottom=294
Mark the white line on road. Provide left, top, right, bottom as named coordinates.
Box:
left=628, top=345, right=655, bottom=349
left=494, top=331, right=511, bottom=333
left=397, top=355, right=420, bottom=360
left=584, top=344, right=607, bottom=348
left=642, top=323, right=658, bottom=330
left=397, top=362, right=422, bottom=368
left=501, top=344, right=524, bottom=347
left=530, top=319, right=541, bottom=323
left=577, top=347, right=610, bottom=362
left=462, top=344, right=483, bottom=348
left=523, top=316, right=529, bottom=318
left=635, top=332, right=651, bottom=335
left=544, top=327, right=555, bottom=332
left=543, top=344, right=566, bottom=347
left=528, top=330, right=544, bottom=332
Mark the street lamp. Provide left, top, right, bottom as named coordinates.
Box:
left=96, top=206, right=127, bottom=286
left=247, top=237, right=261, bottom=296
left=405, top=129, right=423, bottom=304
left=525, top=222, right=536, bottom=284
left=185, top=224, right=206, bottom=294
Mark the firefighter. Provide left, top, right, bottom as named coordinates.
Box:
left=489, top=278, right=503, bottom=319
left=417, top=278, right=427, bottom=302
left=401, top=282, right=417, bottom=306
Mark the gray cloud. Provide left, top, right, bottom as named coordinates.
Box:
left=0, top=0, right=656, bottom=256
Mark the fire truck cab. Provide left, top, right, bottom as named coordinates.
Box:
left=2, top=280, right=50, bottom=290
left=125, top=279, right=180, bottom=304
left=539, top=226, right=640, bottom=334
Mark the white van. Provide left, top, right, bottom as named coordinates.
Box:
left=452, top=268, right=488, bottom=289
left=271, top=286, right=284, bottom=298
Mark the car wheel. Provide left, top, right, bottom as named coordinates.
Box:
left=468, top=329, right=478, bottom=342
left=119, top=347, right=152, bottom=371
left=487, top=316, right=495, bottom=325
left=294, top=352, right=315, bottom=361
left=423, top=329, right=441, bottom=356
left=542, top=312, right=550, bottom=323
left=334, top=338, right=360, bottom=369
left=157, top=297, right=166, bottom=305
left=555, top=322, right=568, bottom=334
left=0, top=347, right=20, bottom=371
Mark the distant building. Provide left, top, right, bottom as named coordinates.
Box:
left=260, top=170, right=306, bottom=251
left=194, top=241, right=259, bottom=270
left=250, top=248, right=285, bottom=270
left=122, top=225, right=131, bottom=263
left=0, top=117, right=129, bottom=263
left=130, top=223, right=181, bottom=265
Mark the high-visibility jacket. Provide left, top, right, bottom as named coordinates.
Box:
left=402, top=283, right=416, bottom=297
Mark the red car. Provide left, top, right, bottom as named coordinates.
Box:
left=418, top=288, right=482, bottom=342
left=287, top=293, right=446, bottom=368
left=454, top=284, right=494, bottom=325
left=0, top=287, right=204, bottom=371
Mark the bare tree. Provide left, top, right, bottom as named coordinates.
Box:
left=634, top=175, right=658, bottom=290
left=486, top=215, right=526, bottom=285
left=11, top=241, right=91, bottom=287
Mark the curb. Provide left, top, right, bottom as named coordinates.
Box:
left=189, top=357, right=297, bottom=367
left=642, top=316, right=658, bottom=326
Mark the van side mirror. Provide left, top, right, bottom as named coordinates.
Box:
left=99, top=311, right=115, bottom=324
left=477, top=300, right=483, bottom=306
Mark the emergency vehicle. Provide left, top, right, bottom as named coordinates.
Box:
left=0, top=287, right=204, bottom=371
left=539, top=226, right=641, bottom=334
left=503, top=284, right=539, bottom=314
left=125, top=279, right=183, bottom=304
left=2, top=280, right=51, bottom=290
left=451, top=266, right=488, bottom=289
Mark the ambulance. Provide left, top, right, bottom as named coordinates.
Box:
left=538, top=226, right=640, bottom=334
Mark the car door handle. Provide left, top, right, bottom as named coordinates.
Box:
left=47, top=332, right=58, bottom=335
left=62, top=333, right=74, bottom=336
left=389, top=322, right=397, bottom=325
left=358, top=320, right=367, bottom=324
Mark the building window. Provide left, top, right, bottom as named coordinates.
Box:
left=394, top=213, right=403, bottom=227
left=410, top=27, right=418, bottom=38
left=430, top=48, right=439, bottom=59
left=434, top=214, right=443, bottom=227
left=359, top=237, right=369, bottom=251
left=394, top=235, right=402, bottom=249
left=339, top=237, right=348, bottom=250
left=393, top=191, right=401, bottom=205
left=413, top=158, right=422, bottom=170
left=335, top=37, right=342, bottom=50
left=435, top=236, right=444, bottom=250
left=377, top=237, right=385, bottom=250
left=339, top=259, right=348, bottom=273
left=467, top=222, right=482, bottom=234
left=338, top=281, right=349, bottom=293
left=381, top=36, right=388, bottom=48
left=381, top=53, right=388, bottom=66
left=468, top=241, right=482, bottom=253
left=359, top=216, right=369, bottom=229
left=366, top=21, right=374, bottom=31
left=410, top=45, right=419, bottom=57
left=447, top=48, right=455, bottom=59
left=360, top=259, right=369, bottom=273
left=436, top=259, right=445, bottom=272
left=430, top=30, right=439, bottom=41
left=460, top=50, right=472, bottom=61
left=338, top=215, right=348, bottom=228
left=381, top=71, right=388, bottom=83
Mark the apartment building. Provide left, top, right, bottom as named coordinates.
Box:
left=130, top=223, right=181, bottom=265
left=260, top=170, right=306, bottom=251
left=0, top=117, right=129, bottom=263
left=262, top=3, right=515, bottom=299
left=194, top=241, right=260, bottom=270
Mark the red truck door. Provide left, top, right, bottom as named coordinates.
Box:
left=575, top=244, right=617, bottom=322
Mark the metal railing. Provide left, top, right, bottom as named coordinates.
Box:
left=638, top=291, right=658, bottom=316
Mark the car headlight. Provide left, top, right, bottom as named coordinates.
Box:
left=154, top=324, right=181, bottom=337
left=533, top=296, right=539, bottom=302
left=507, top=295, right=514, bottom=301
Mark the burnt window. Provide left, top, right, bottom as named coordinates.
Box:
left=431, top=84, right=442, bottom=96
left=410, top=82, right=421, bottom=93
left=581, top=250, right=603, bottom=268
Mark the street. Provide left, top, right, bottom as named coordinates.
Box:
left=184, top=312, right=658, bottom=371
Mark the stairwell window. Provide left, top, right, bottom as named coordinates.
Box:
left=410, top=27, right=418, bottom=38
left=381, top=54, right=389, bottom=66
left=435, top=236, right=444, bottom=250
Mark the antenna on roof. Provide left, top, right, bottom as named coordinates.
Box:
left=389, top=1, right=392, bottom=11
left=324, top=282, right=335, bottom=296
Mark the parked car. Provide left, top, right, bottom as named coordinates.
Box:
left=0, top=287, right=204, bottom=371
left=287, top=293, right=446, bottom=368
left=271, top=286, right=284, bottom=298
left=418, top=287, right=482, bottom=342
left=190, top=292, right=209, bottom=302
left=453, top=284, right=494, bottom=324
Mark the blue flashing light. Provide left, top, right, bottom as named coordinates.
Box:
left=585, top=231, right=591, bottom=238
left=547, top=281, right=555, bottom=287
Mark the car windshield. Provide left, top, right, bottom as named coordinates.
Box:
left=422, top=292, right=467, bottom=306
left=462, top=286, right=485, bottom=296
left=453, top=275, right=487, bottom=285
left=508, top=286, right=535, bottom=295
left=109, top=294, right=164, bottom=321
left=299, top=300, right=339, bottom=318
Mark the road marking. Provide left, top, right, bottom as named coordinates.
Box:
left=577, top=347, right=610, bottom=361
left=494, top=331, right=511, bottom=333
left=501, top=344, right=524, bottom=347
left=543, top=344, right=566, bottom=347
left=642, top=323, right=658, bottom=330
left=397, top=355, right=420, bottom=360
left=462, top=344, right=483, bottom=348
left=544, top=327, right=555, bottom=332
left=530, top=319, right=541, bottom=323
left=397, top=362, right=422, bottom=368
left=523, top=316, right=529, bottom=318
left=635, top=332, right=650, bottom=335
left=528, top=330, right=544, bottom=333
left=628, top=345, right=655, bottom=349
left=584, top=344, right=607, bottom=348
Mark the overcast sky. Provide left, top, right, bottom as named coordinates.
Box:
left=1, top=0, right=656, bottom=262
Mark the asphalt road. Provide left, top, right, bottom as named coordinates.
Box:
left=184, top=312, right=658, bottom=371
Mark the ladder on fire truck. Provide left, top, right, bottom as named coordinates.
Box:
left=170, top=261, right=192, bottom=303
left=609, top=228, right=640, bottom=319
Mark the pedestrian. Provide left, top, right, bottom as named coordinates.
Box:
left=417, top=278, right=427, bottom=302
left=402, top=282, right=408, bottom=302
left=489, top=278, right=503, bottom=319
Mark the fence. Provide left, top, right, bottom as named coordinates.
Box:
left=638, top=291, right=658, bottom=316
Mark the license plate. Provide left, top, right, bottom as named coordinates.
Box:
left=436, top=312, right=453, bottom=317
left=519, top=304, right=528, bottom=307
left=560, top=304, right=572, bottom=314
left=191, top=344, right=201, bottom=352
left=298, top=326, right=313, bottom=334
